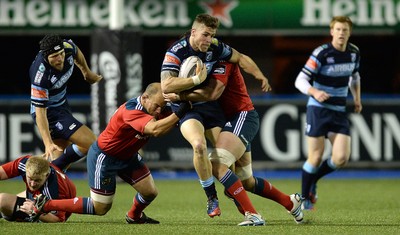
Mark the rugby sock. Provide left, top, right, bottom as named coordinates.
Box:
left=302, top=161, right=318, bottom=199
left=44, top=197, right=95, bottom=214
left=200, top=177, right=218, bottom=199
left=315, top=158, right=337, bottom=182
left=219, top=169, right=257, bottom=214
left=252, top=177, right=292, bottom=211
left=127, top=193, right=153, bottom=220
left=51, top=144, right=85, bottom=170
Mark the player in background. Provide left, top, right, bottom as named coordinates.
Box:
left=29, top=34, right=102, bottom=166
left=0, top=155, right=76, bottom=222
left=25, top=83, right=192, bottom=224
left=294, top=16, right=362, bottom=210
left=161, top=13, right=270, bottom=218
left=165, top=62, right=303, bottom=225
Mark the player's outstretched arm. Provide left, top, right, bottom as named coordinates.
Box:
left=229, top=49, right=271, bottom=92
left=143, top=102, right=191, bottom=137
left=74, top=47, right=102, bottom=84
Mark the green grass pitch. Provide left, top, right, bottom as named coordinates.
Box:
left=1, top=177, right=399, bottom=234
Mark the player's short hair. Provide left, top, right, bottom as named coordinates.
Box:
left=26, top=156, right=50, bottom=177
left=330, top=16, right=353, bottom=30
left=192, top=13, right=220, bottom=29
left=144, top=82, right=161, bottom=96
left=39, top=34, right=64, bottom=59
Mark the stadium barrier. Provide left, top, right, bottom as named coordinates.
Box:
left=0, top=96, right=399, bottom=169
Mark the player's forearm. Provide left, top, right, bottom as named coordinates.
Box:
left=146, top=115, right=179, bottom=137
left=161, top=71, right=197, bottom=93
left=35, top=108, right=52, bottom=145
left=237, top=54, right=264, bottom=80
left=74, top=47, right=91, bottom=77
left=349, top=73, right=361, bottom=102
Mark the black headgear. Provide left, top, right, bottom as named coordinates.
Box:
left=39, top=34, right=64, bottom=60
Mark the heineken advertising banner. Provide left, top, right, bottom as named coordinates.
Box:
left=1, top=99, right=399, bottom=168
left=1, top=0, right=400, bottom=34
left=90, top=29, right=142, bottom=134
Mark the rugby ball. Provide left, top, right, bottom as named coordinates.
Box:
left=178, top=56, right=203, bottom=78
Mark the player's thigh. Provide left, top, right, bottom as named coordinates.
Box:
left=69, top=125, right=97, bottom=150
left=205, top=126, right=221, bottom=147
left=0, top=193, right=18, bottom=215
left=53, top=139, right=71, bottom=151
left=180, top=119, right=206, bottom=144
left=215, top=131, right=246, bottom=159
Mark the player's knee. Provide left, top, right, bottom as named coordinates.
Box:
left=142, top=188, right=158, bottom=200
left=93, top=203, right=112, bottom=216
left=192, top=140, right=207, bottom=157
left=90, top=191, right=114, bottom=215
left=333, top=156, right=348, bottom=168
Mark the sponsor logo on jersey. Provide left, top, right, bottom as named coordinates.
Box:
left=351, top=53, right=356, bottom=62
left=31, top=87, right=48, bottom=99
left=69, top=123, right=77, bottom=130
left=211, top=38, right=219, bottom=46
left=53, top=67, right=73, bottom=89
left=163, top=54, right=180, bottom=65
left=63, top=41, right=73, bottom=49
left=50, top=75, right=57, bottom=84
left=73, top=197, right=79, bottom=204
left=225, top=122, right=232, bottom=127
left=34, top=71, right=44, bottom=84
left=67, top=56, right=74, bottom=65
left=305, top=58, right=317, bottom=71
left=213, top=65, right=226, bottom=75
left=326, top=57, right=335, bottom=64
left=206, top=52, right=212, bottom=61
left=180, top=40, right=187, bottom=47
left=326, top=63, right=355, bottom=74
left=39, top=63, right=46, bottom=72
left=171, top=43, right=183, bottom=52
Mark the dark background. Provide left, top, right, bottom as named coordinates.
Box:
left=2, top=34, right=399, bottom=96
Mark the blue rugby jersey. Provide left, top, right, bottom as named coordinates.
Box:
left=161, top=36, right=232, bottom=77
left=29, top=39, right=78, bottom=114
left=302, top=42, right=360, bottom=112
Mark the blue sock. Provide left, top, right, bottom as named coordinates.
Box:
left=200, top=177, right=217, bottom=199
left=315, top=158, right=337, bottom=182
left=51, top=144, right=85, bottom=171
left=301, top=162, right=317, bottom=199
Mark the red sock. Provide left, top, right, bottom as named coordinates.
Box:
left=254, top=177, right=292, bottom=210
left=127, top=194, right=149, bottom=220
left=225, top=178, right=257, bottom=214
left=44, top=197, right=86, bottom=214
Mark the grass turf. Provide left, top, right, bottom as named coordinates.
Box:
left=1, top=178, right=399, bottom=234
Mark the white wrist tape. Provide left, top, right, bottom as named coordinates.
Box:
left=192, top=75, right=200, bottom=85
